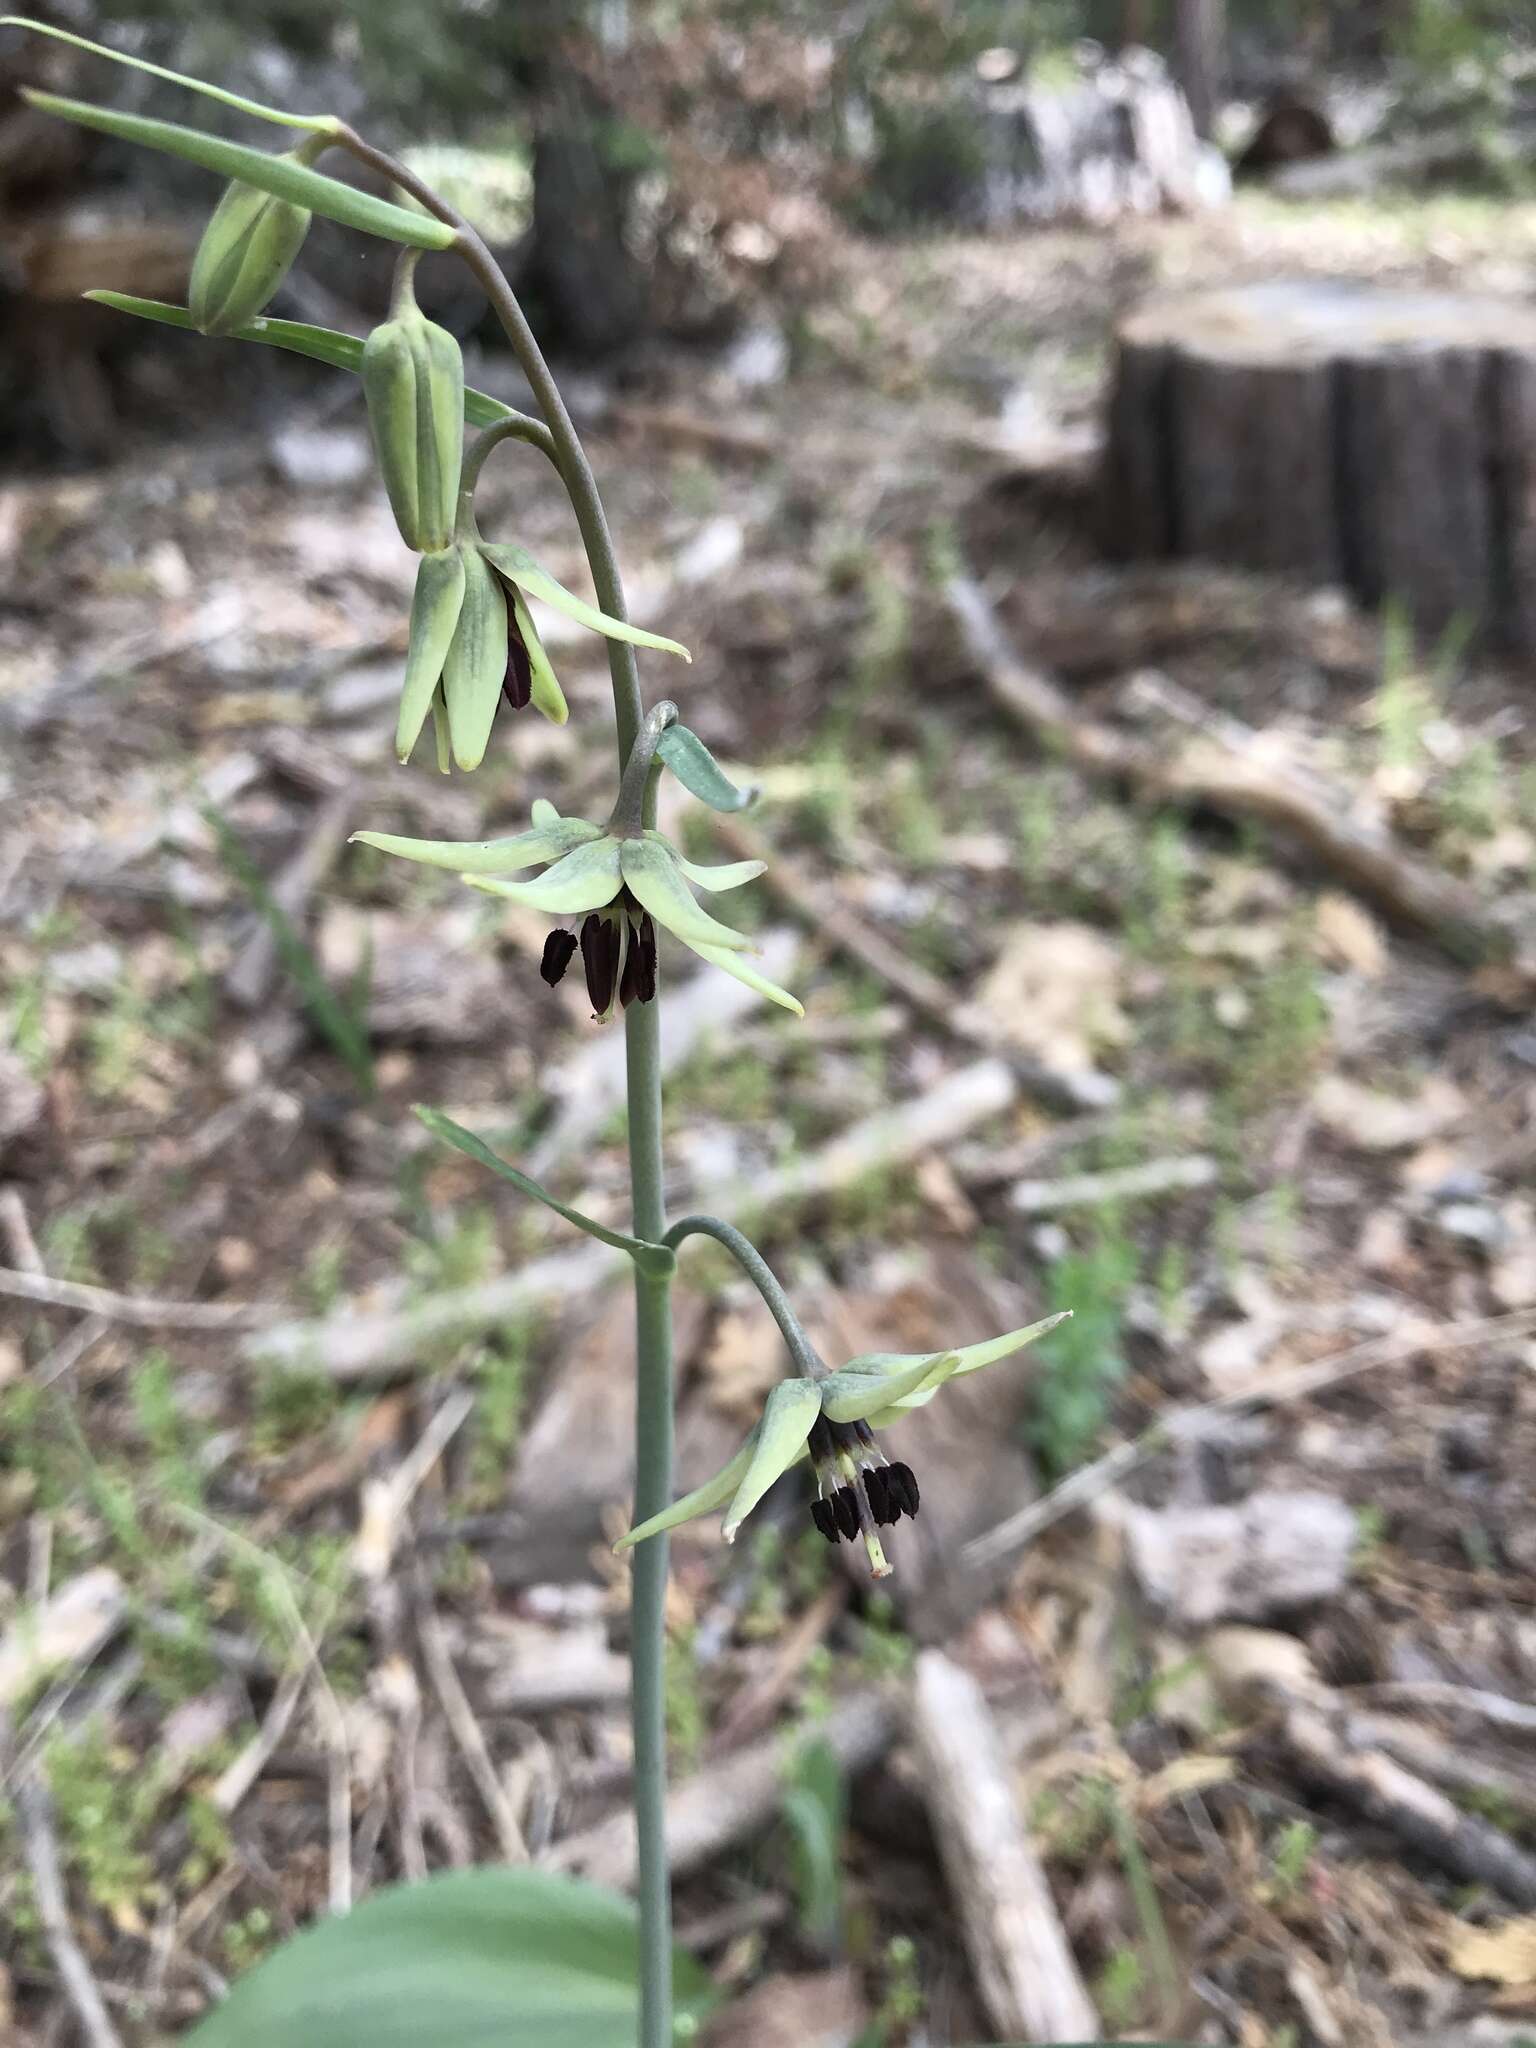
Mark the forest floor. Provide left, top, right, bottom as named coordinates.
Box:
left=5, top=186, right=1536, bottom=2047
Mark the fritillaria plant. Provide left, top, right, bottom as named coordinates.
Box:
left=6, top=19, right=1069, bottom=2046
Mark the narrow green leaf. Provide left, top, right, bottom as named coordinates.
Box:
left=781, top=1736, right=844, bottom=1949
left=415, top=1107, right=673, bottom=1276
left=656, top=724, right=758, bottom=812
left=23, top=91, right=455, bottom=248
left=183, top=1866, right=717, bottom=2048
left=83, top=293, right=530, bottom=430
left=0, top=15, right=337, bottom=131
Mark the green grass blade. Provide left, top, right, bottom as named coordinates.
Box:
left=0, top=15, right=337, bottom=130
left=22, top=91, right=454, bottom=248
left=83, top=294, right=530, bottom=430
left=415, top=1109, right=674, bottom=1276
left=207, top=810, right=375, bottom=1096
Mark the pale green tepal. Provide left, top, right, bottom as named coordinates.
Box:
left=395, top=528, right=691, bottom=772
left=352, top=800, right=802, bottom=1019
left=616, top=1312, right=1069, bottom=1576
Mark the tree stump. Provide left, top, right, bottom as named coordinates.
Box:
left=1102, top=280, right=1536, bottom=657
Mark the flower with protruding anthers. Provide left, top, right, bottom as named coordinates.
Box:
left=614, top=1314, right=1068, bottom=1577
left=351, top=800, right=803, bottom=1019
left=396, top=519, right=690, bottom=774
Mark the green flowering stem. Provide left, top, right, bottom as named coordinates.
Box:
left=664, top=1215, right=827, bottom=1383
left=609, top=701, right=680, bottom=834
left=460, top=412, right=564, bottom=495
left=325, top=125, right=672, bottom=2048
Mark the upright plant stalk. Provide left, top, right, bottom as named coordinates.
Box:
left=332, top=131, right=676, bottom=2046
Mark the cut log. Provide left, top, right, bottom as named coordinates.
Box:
left=1102, top=280, right=1536, bottom=654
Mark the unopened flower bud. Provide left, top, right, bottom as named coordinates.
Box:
left=363, top=253, right=464, bottom=554
left=188, top=138, right=324, bottom=337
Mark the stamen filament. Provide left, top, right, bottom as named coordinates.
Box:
left=836, top=1450, right=892, bottom=1578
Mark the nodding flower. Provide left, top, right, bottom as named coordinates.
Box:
left=350, top=800, right=802, bottom=1019
left=392, top=529, right=690, bottom=774
left=613, top=1313, right=1070, bottom=1578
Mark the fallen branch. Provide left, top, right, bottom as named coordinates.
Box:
left=245, top=1242, right=614, bottom=1379
left=0, top=1185, right=44, bottom=1273
left=946, top=571, right=1511, bottom=971
left=713, top=816, right=1117, bottom=1112
left=968, top=1306, right=1536, bottom=1567
left=547, top=1687, right=895, bottom=1890
left=1345, top=1709, right=1536, bottom=1824
left=0, top=1265, right=281, bottom=1332
left=412, top=1569, right=528, bottom=1866
left=1356, top=1680, right=1536, bottom=1742
left=15, top=1767, right=125, bottom=2048
left=910, top=1650, right=1099, bottom=2043
left=1281, top=1702, right=1536, bottom=1908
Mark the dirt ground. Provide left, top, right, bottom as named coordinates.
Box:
left=4, top=187, right=1536, bottom=2046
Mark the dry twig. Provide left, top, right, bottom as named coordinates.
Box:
left=0, top=1264, right=281, bottom=1332
left=946, top=571, right=1512, bottom=970
left=968, top=1306, right=1536, bottom=1566
left=910, top=1651, right=1099, bottom=2043
left=412, top=1570, right=528, bottom=1866
left=15, top=1767, right=125, bottom=2048
left=713, top=816, right=1117, bottom=1112
left=224, top=784, right=358, bottom=1009
left=1280, top=1702, right=1536, bottom=1907
left=249, top=1057, right=1021, bottom=1381
left=549, top=1687, right=895, bottom=1889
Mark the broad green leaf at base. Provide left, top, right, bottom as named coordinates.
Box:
left=184, top=1866, right=716, bottom=2048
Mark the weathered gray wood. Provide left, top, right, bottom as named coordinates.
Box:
left=1173, top=350, right=1337, bottom=578
left=911, top=1651, right=1101, bottom=2043
left=1337, top=343, right=1490, bottom=627
left=1104, top=281, right=1536, bottom=655
left=1494, top=349, right=1536, bottom=660
left=1102, top=336, right=1173, bottom=557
